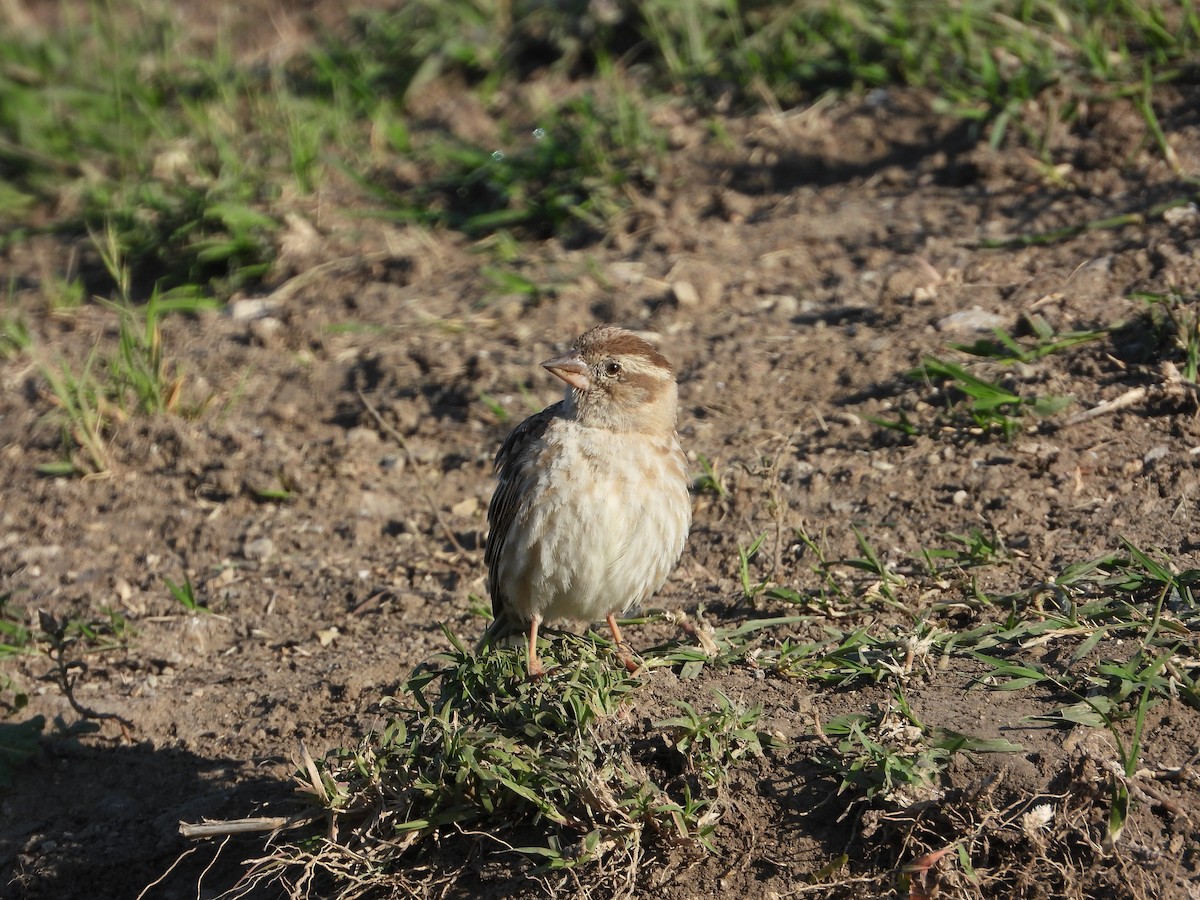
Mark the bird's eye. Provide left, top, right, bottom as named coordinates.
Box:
left=604, top=361, right=622, bottom=377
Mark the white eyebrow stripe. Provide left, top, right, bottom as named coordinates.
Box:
left=613, top=354, right=669, bottom=378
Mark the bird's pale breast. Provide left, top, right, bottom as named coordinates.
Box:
left=495, top=420, right=690, bottom=624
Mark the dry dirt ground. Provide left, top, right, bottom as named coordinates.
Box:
left=3, top=12, right=1200, bottom=900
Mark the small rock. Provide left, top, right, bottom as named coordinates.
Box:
left=243, top=537, right=274, bottom=561
left=608, top=261, right=644, bottom=285
left=359, top=490, right=404, bottom=519
left=882, top=260, right=941, bottom=303
left=937, top=307, right=1007, bottom=333
left=249, top=316, right=283, bottom=347
left=494, top=298, right=524, bottom=324
left=19, top=544, right=62, bottom=564
left=272, top=213, right=322, bottom=276
left=666, top=259, right=725, bottom=306
left=717, top=189, right=754, bottom=222
left=346, top=427, right=381, bottom=446
left=1143, top=446, right=1169, bottom=466
left=1163, top=204, right=1198, bottom=226
left=151, top=140, right=199, bottom=183
left=452, top=497, right=479, bottom=518
left=671, top=280, right=700, bottom=308
left=227, top=298, right=277, bottom=321
left=759, top=294, right=798, bottom=317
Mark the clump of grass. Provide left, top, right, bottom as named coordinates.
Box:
left=1134, top=290, right=1200, bottom=383
left=768, top=527, right=909, bottom=615
left=915, top=356, right=1073, bottom=440
left=33, top=230, right=218, bottom=476
left=658, top=690, right=770, bottom=793
left=959, top=538, right=1200, bottom=845
left=5, top=0, right=1192, bottom=276
left=361, top=82, right=664, bottom=242
left=693, top=453, right=728, bottom=498
left=165, top=574, right=209, bottom=615
left=871, top=342, right=1075, bottom=442
left=0, top=16, right=282, bottom=297
left=0, top=307, right=32, bottom=359
left=920, top=528, right=1007, bottom=575
left=814, top=694, right=1020, bottom=810
left=36, top=343, right=111, bottom=476
left=637, top=0, right=1199, bottom=155
left=950, top=315, right=1109, bottom=364
left=0, top=593, right=34, bottom=659
left=300, top=1, right=514, bottom=110
left=737, top=532, right=770, bottom=602
left=245, top=629, right=774, bottom=895
left=34, top=312, right=188, bottom=476
left=767, top=622, right=950, bottom=686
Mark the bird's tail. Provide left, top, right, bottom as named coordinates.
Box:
left=475, top=605, right=527, bottom=653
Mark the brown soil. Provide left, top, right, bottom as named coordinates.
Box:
left=3, top=7, right=1200, bottom=900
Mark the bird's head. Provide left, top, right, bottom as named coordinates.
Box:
left=542, top=325, right=679, bottom=434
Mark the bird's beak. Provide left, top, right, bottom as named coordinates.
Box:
left=542, top=350, right=591, bottom=392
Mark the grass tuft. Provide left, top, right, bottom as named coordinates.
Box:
left=360, top=84, right=664, bottom=242
left=814, top=694, right=1021, bottom=809
left=1134, top=290, right=1200, bottom=383
left=245, top=628, right=776, bottom=895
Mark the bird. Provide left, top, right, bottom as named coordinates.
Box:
left=481, top=324, right=692, bottom=677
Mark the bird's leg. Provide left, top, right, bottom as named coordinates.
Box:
left=606, top=613, right=640, bottom=673
left=527, top=614, right=546, bottom=678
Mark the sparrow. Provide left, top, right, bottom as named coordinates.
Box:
left=481, top=324, right=692, bottom=676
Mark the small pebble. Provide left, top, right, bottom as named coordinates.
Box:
left=671, top=280, right=700, bottom=308
left=243, top=537, right=274, bottom=561
left=227, top=298, right=277, bottom=321
left=937, top=307, right=1007, bottom=333
left=452, top=497, right=479, bottom=517
left=1143, top=446, right=1169, bottom=465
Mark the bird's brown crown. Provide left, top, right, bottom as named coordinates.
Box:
left=549, top=325, right=677, bottom=434
left=574, top=325, right=673, bottom=374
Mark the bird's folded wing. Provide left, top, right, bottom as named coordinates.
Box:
left=482, top=400, right=563, bottom=629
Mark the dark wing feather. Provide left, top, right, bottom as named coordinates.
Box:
left=479, top=401, right=563, bottom=646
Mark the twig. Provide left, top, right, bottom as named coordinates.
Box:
left=348, top=589, right=388, bottom=616
left=811, top=713, right=834, bottom=748
left=1064, top=386, right=1149, bottom=425
left=1151, top=748, right=1200, bottom=782
left=179, top=813, right=324, bottom=839
left=1065, top=361, right=1197, bottom=426
left=1109, top=759, right=1190, bottom=820
left=779, top=875, right=887, bottom=896
left=297, top=740, right=325, bottom=802
left=357, top=388, right=468, bottom=555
